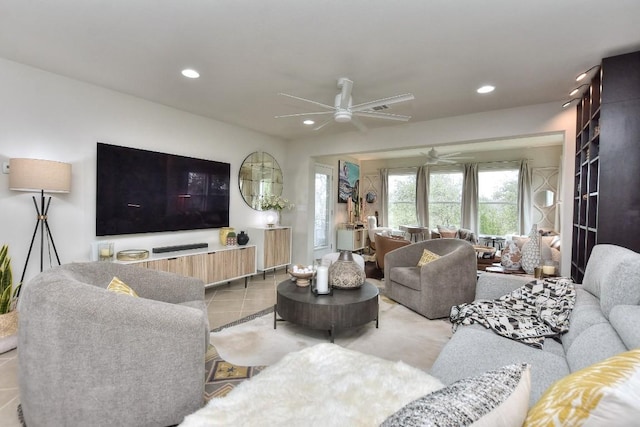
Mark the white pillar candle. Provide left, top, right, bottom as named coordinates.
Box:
left=316, top=266, right=329, bottom=293
left=542, top=265, right=555, bottom=275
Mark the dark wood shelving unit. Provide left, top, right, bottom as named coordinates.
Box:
left=571, top=50, right=640, bottom=282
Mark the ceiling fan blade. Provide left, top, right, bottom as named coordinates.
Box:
left=338, top=78, right=353, bottom=110
left=351, top=117, right=368, bottom=132
left=354, top=111, right=411, bottom=122
left=440, top=151, right=463, bottom=158
left=313, top=119, right=333, bottom=131
left=278, top=93, right=335, bottom=111
left=351, top=93, right=414, bottom=112
left=274, top=111, right=333, bottom=119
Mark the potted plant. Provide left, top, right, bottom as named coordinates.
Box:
left=0, top=244, right=20, bottom=353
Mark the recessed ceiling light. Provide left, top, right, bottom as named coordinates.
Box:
left=181, top=69, right=200, bottom=79
left=477, top=85, right=495, bottom=94
left=303, top=119, right=315, bottom=125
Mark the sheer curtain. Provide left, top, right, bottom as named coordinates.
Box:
left=518, top=160, right=533, bottom=235
left=416, top=165, right=430, bottom=227
left=461, top=163, right=478, bottom=235
left=379, top=168, right=389, bottom=227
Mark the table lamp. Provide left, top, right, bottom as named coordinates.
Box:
left=9, top=158, right=72, bottom=288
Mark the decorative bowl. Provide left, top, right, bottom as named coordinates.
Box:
left=289, top=265, right=315, bottom=287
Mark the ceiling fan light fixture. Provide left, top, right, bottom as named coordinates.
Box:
left=477, top=85, right=495, bottom=94
left=303, top=119, right=315, bottom=125
left=334, top=111, right=352, bottom=123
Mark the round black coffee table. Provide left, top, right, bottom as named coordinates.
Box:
left=274, top=280, right=379, bottom=343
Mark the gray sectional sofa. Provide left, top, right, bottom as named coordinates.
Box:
left=431, top=244, right=640, bottom=406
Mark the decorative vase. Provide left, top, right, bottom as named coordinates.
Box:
left=219, top=227, right=234, bottom=246
left=328, top=250, right=365, bottom=289
left=226, top=232, right=237, bottom=246
left=521, top=224, right=541, bottom=274
left=266, top=210, right=280, bottom=228
left=237, top=231, right=250, bottom=246
left=501, top=241, right=522, bottom=270
left=0, top=310, right=18, bottom=353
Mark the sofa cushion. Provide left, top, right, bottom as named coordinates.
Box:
left=565, top=322, right=627, bottom=372
left=417, top=249, right=440, bottom=267
left=437, top=225, right=458, bottom=238
left=582, top=244, right=640, bottom=317
left=609, top=305, right=640, bottom=349
left=560, top=287, right=606, bottom=353
left=106, top=276, right=138, bottom=297
left=383, top=364, right=530, bottom=427
left=524, top=349, right=640, bottom=427
left=389, top=267, right=421, bottom=291
left=430, top=325, right=570, bottom=406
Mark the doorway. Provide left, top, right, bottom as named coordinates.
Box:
left=313, top=164, right=334, bottom=261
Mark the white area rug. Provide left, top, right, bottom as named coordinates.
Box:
left=210, top=293, right=452, bottom=372
left=180, top=343, right=444, bottom=427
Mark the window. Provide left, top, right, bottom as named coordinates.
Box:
left=478, top=169, right=518, bottom=236
left=387, top=171, right=417, bottom=229
left=428, top=171, right=463, bottom=229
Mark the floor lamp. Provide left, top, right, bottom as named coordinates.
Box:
left=9, top=158, right=72, bottom=291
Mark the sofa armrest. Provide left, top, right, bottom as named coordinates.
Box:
left=116, top=266, right=205, bottom=304
left=58, top=262, right=205, bottom=304
left=475, top=272, right=534, bottom=300
left=384, top=242, right=424, bottom=269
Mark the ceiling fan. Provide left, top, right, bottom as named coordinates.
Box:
left=422, top=147, right=472, bottom=165
left=275, top=77, right=414, bottom=131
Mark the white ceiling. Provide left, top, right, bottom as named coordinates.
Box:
left=1, top=0, right=639, bottom=142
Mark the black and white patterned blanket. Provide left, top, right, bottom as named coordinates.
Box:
left=450, top=277, right=576, bottom=349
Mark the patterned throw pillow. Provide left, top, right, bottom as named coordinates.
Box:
left=437, top=225, right=459, bottom=238
left=106, top=276, right=139, bottom=297
left=417, top=249, right=441, bottom=267
left=381, top=364, right=531, bottom=427
left=524, top=349, right=640, bottom=426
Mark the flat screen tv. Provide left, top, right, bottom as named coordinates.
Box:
left=96, top=143, right=230, bottom=236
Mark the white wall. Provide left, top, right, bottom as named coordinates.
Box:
left=0, top=58, right=287, bottom=283
left=285, top=102, right=576, bottom=275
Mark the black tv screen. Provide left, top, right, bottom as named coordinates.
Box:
left=96, top=143, right=230, bottom=236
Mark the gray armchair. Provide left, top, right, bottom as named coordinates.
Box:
left=384, top=239, right=477, bottom=319
left=18, top=262, right=210, bottom=427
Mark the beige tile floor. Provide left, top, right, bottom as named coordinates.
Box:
left=0, top=270, right=285, bottom=426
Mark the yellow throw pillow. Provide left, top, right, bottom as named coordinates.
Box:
left=417, top=249, right=441, bottom=267
left=106, top=276, right=139, bottom=297
left=524, top=349, right=640, bottom=426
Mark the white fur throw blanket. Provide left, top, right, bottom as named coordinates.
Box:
left=180, top=343, right=443, bottom=427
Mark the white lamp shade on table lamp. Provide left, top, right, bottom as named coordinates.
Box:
left=9, top=158, right=71, bottom=193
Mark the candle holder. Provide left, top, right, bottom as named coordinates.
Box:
left=312, top=263, right=332, bottom=295
left=98, top=242, right=114, bottom=262
left=312, top=278, right=333, bottom=296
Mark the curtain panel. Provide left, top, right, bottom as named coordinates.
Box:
left=461, top=163, right=478, bottom=235
left=416, top=165, right=430, bottom=228
left=518, top=160, right=533, bottom=234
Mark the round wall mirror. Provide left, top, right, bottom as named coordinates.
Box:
left=534, top=190, right=555, bottom=208
left=238, top=152, right=283, bottom=210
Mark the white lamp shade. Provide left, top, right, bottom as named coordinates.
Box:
left=9, top=158, right=72, bottom=193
